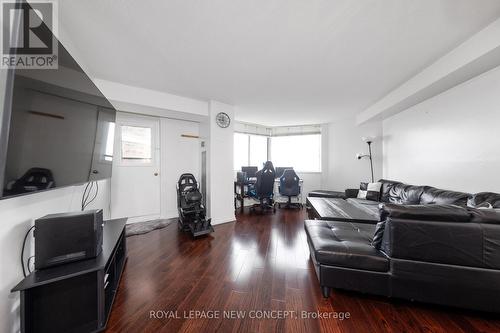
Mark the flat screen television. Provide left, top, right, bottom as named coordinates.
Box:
left=0, top=21, right=116, bottom=199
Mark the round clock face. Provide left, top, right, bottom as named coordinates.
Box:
left=216, top=112, right=231, bottom=128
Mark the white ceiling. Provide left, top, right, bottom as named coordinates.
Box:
left=58, top=0, right=500, bottom=126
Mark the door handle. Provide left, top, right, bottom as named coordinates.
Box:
left=92, top=170, right=99, bottom=174
left=154, top=172, right=159, bottom=176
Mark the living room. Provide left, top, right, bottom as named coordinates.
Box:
left=1, top=1, right=500, bottom=332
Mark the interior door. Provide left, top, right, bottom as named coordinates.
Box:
left=111, top=113, right=161, bottom=222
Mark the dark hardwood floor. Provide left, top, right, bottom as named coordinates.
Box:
left=106, top=209, right=500, bottom=333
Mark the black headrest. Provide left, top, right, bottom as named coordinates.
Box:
left=21, top=168, right=53, bottom=180
left=281, top=169, right=298, bottom=179
left=178, top=173, right=198, bottom=191
left=263, top=161, right=275, bottom=172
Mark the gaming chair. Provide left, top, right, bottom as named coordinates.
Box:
left=249, top=161, right=276, bottom=213
left=176, top=173, right=213, bottom=237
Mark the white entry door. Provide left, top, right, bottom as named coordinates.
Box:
left=111, top=113, right=161, bottom=222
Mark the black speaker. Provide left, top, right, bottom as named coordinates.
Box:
left=34, top=210, right=103, bottom=270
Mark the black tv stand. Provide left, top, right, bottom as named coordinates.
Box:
left=12, top=218, right=127, bottom=333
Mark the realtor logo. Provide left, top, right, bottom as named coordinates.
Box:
left=1, top=0, right=58, bottom=69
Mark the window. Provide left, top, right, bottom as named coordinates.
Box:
left=233, top=133, right=249, bottom=170
left=234, top=131, right=322, bottom=172
left=270, top=134, right=321, bottom=172
left=104, top=122, right=115, bottom=162
left=121, top=125, right=152, bottom=162
left=233, top=133, right=268, bottom=169
left=249, top=135, right=267, bottom=167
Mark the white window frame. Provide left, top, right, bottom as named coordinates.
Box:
left=117, top=118, right=159, bottom=167
left=233, top=132, right=270, bottom=170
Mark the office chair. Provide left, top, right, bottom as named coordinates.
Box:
left=249, top=161, right=276, bottom=213
left=275, top=167, right=293, bottom=179
left=277, top=169, right=302, bottom=209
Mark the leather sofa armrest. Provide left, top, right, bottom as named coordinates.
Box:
left=380, top=217, right=490, bottom=268
left=379, top=203, right=471, bottom=222
left=469, top=207, right=500, bottom=224
left=345, top=189, right=359, bottom=198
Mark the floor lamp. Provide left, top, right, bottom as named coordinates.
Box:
left=356, top=137, right=375, bottom=183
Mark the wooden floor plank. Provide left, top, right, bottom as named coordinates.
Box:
left=105, top=208, right=500, bottom=333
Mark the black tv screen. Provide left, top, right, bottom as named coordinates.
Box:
left=0, top=40, right=116, bottom=199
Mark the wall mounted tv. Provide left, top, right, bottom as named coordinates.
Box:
left=0, top=30, right=116, bottom=199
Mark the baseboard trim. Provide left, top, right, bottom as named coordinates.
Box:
left=211, top=215, right=236, bottom=225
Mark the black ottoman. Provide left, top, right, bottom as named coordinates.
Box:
left=304, top=220, right=389, bottom=297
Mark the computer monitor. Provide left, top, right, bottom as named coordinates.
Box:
left=275, top=167, right=293, bottom=178
left=241, top=166, right=258, bottom=178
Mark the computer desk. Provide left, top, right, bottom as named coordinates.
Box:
left=234, top=178, right=256, bottom=214
left=234, top=178, right=303, bottom=213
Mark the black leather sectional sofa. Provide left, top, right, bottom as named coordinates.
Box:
left=305, top=179, right=500, bottom=312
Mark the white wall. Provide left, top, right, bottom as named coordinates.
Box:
left=94, top=79, right=208, bottom=119
left=206, top=101, right=236, bottom=224
left=326, top=117, right=383, bottom=190
left=297, top=172, right=322, bottom=201
left=161, top=119, right=200, bottom=218
left=383, top=66, right=500, bottom=193
left=357, top=16, right=500, bottom=125
left=0, top=180, right=111, bottom=333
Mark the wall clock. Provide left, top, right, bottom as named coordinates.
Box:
left=215, top=112, right=231, bottom=128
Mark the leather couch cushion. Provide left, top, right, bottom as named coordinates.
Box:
left=345, top=188, right=359, bottom=198
left=378, top=179, right=401, bottom=203
left=304, top=220, right=389, bottom=272
left=345, top=198, right=381, bottom=220
left=468, top=192, right=500, bottom=209
left=380, top=203, right=471, bottom=222
left=469, top=207, right=500, bottom=224
left=481, top=223, right=500, bottom=268
left=388, top=184, right=426, bottom=205
left=419, top=187, right=469, bottom=206
left=371, top=220, right=386, bottom=249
